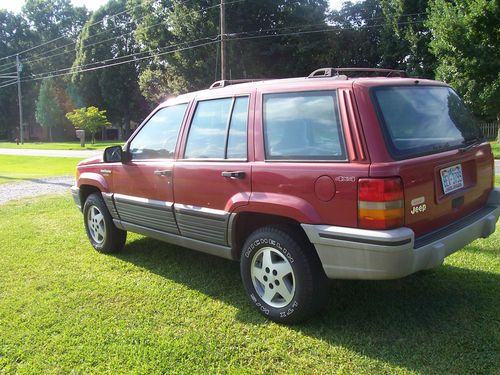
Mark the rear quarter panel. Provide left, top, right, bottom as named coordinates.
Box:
left=249, top=83, right=370, bottom=226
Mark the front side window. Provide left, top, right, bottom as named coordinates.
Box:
left=263, top=91, right=346, bottom=160
left=372, top=86, right=482, bottom=159
left=184, top=97, right=249, bottom=159
left=129, top=104, right=187, bottom=160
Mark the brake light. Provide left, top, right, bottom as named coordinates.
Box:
left=358, top=178, right=404, bottom=229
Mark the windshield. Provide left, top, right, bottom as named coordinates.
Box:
left=372, top=86, right=482, bottom=159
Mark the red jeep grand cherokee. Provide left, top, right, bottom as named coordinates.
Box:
left=72, top=68, right=500, bottom=323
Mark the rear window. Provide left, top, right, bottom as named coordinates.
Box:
left=372, top=86, right=481, bottom=159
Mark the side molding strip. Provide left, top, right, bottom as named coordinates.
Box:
left=113, top=193, right=179, bottom=234
left=174, top=203, right=229, bottom=245
left=114, top=219, right=234, bottom=260
left=102, top=192, right=119, bottom=219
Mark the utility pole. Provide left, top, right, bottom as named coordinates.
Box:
left=16, top=54, right=24, bottom=144
left=220, top=0, right=226, bottom=80
left=0, top=58, right=20, bottom=142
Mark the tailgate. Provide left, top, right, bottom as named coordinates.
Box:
left=369, top=85, right=494, bottom=237
left=396, top=145, right=493, bottom=237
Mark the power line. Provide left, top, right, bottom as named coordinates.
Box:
left=1, top=15, right=428, bottom=90
left=2, top=0, right=237, bottom=82
left=27, top=35, right=220, bottom=80
left=0, top=63, right=17, bottom=74
left=0, top=80, right=17, bottom=89
left=20, top=0, right=226, bottom=69
left=226, top=19, right=426, bottom=41
left=227, top=12, right=428, bottom=39
left=0, top=0, right=151, bottom=63
left=21, top=0, right=195, bottom=66
left=19, top=39, right=219, bottom=84
left=21, top=17, right=426, bottom=83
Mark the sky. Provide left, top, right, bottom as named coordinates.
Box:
left=1, top=0, right=347, bottom=14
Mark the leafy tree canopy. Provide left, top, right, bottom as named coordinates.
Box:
left=130, top=0, right=329, bottom=97
left=73, top=0, right=146, bottom=137
left=427, top=0, right=500, bottom=119
left=66, top=106, right=111, bottom=143
left=35, top=80, right=64, bottom=141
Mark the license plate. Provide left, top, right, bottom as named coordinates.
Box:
left=440, top=164, right=464, bottom=195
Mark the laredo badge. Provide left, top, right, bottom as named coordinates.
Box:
left=410, top=196, right=426, bottom=215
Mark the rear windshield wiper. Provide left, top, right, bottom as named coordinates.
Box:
left=459, top=139, right=481, bottom=153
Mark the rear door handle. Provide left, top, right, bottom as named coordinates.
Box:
left=221, top=171, right=246, bottom=179
left=154, top=170, right=172, bottom=177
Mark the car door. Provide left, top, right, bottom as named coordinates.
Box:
left=173, top=95, right=252, bottom=246
left=111, top=103, right=188, bottom=234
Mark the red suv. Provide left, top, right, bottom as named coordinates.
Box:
left=72, top=68, right=500, bottom=323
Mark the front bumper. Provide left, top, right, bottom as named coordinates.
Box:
left=71, top=185, right=81, bottom=210
left=302, top=188, right=500, bottom=280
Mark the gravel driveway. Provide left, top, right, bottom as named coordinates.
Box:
left=0, top=176, right=74, bottom=205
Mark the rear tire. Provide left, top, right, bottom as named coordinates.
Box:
left=240, top=225, right=328, bottom=324
left=83, top=193, right=126, bottom=253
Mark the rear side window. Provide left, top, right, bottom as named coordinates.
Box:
left=184, top=97, right=249, bottom=159
left=227, top=97, right=249, bottom=159
left=263, top=91, right=346, bottom=160
left=373, top=86, right=482, bottom=159
left=129, top=104, right=187, bottom=160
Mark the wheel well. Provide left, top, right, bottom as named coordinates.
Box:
left=79, top=185, right=101, bottom=207
left=230, top=212, right=312, bottom=260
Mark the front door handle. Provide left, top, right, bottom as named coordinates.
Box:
left=221, top=171, right=246, bottom=179
left=154, top=170, right=172, bottom=177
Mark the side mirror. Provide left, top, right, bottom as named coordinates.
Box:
left=103, top=146, right=123, bottom=163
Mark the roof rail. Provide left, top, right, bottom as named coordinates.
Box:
left=308, top=67, right=408, bottom=78
left=209, top=79, right=267, bottom=89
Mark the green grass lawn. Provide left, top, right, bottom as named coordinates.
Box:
left=0, top=155, right=81, bottom=184
left=0, top=195, right=498, bottom=374
left=0, top=140, right=122, bottom=151
left=491, top=142, right=500, bottom=159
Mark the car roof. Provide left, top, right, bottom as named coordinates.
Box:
left=162, top=75, right=446, bottom=106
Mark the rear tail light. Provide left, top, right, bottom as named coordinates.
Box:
left=358, top=177, right=404, bottom=230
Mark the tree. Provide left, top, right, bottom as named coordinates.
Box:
left=66, top=106, right=111, bottom=144
left=130, top=0, right=330, bottom=98
left=377, top=0, right=435, bottom=77
left=0, top=10, right=36, bottom=139
left=35, top=80, right=63, bottom=141
left=72, top=0, right=146, bottom=139
left=326, top=0, right=385, bottom=68
left=427, top=0, right=500, bottom=119
left=0, top=1, right=88, bottom=141
left=22, top=0, right=88, bottom=71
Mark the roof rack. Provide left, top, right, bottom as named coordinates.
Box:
left=308, top=67, right=408, bottom=78
left=209, top=79, right=267, bottom=89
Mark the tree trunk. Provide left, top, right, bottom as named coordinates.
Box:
left=124, top=114, right=131, bottom=141
left=92, top=132, right=95, bottom=144
left=49, top=127, right=52, bottom=142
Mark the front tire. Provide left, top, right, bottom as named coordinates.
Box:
left=83, top=193, right=126, bottom=253
left=240, top=225, right=327, bottom=324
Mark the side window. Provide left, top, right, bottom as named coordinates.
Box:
left=227, top=97, right=249, bottom=159
left=263, top=91, right=346, bottom=160
left=184, top=98, right=232, bottom=159
left=129, top=104, right=187, bottom=160
left=184, top=96, right=249, bottom=159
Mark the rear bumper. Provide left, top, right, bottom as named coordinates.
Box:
left=302, top=188, right=500, bottom=280
left=71, top=186, right=81, bottom=210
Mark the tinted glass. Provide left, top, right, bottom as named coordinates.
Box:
left=227, top=97, right=249, bottom=159
left=185, top=98, right=232, bottom=159
left=263, top=91, right=346, bottom=160
left=129, top=104, right=187, bottom=160
left=373, top=86, right=482, bottom=159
